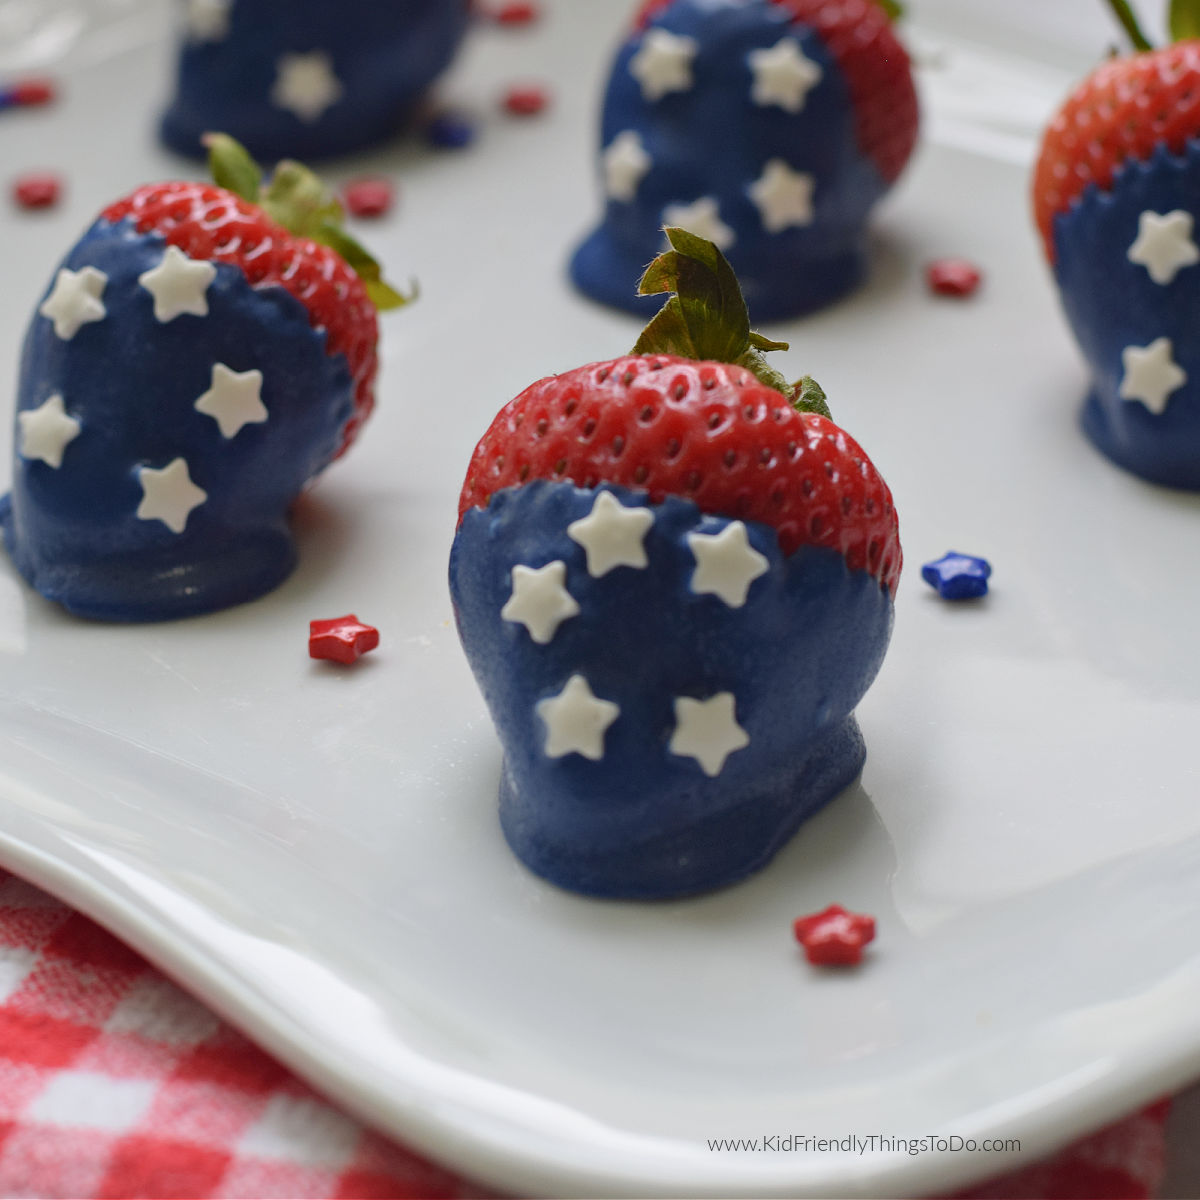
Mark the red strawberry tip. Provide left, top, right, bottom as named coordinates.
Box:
left=202, top=131, right=412, bottom=312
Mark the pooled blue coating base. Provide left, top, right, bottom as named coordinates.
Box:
left=2, top=217, right=354, bottom=622
left=160, top=0, right=471, bottom=162
left=1054, top=142, right=1200, bottom=489
left=570, top=0, right=888, bottom=322
left=450, top=480, right=895, bottom=900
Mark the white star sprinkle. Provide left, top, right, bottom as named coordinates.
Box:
left=184, top=0, right=231, bottom=42
left=662, top=196, right=735, bottom=250
left=136, top=458, right=207, bottom=534
left=39, top=266, right=108, bottom=340
left=536, top=674, right=620, bottom=761
left=271, top=51, right=343, bottom=122
left=687, top=521, right=769, bottom=607
left=669, top=693, right=749, bottom=777
left=1127, top=209, right=1200, bottom=285
left=18, top=394, right=80, bottom=469
left=501, top=561, right=580, bottom=644
left=748, top=158, right=815, bottom=233
left=138, top=245, right=217, bottom=323
left=194, top=363, right=267, bottom=438
left=748, top=38, right=823, bottom=113
left=1119, top=337, right=1186, bottom=415
left=603, top=130, right=652, bottom=202
left=567, top=492, right=655, bottom=577
left=629, top=28, right=698, bottom=101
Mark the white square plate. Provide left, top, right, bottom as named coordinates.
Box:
left=1, top=2, right=1198, bottom=1195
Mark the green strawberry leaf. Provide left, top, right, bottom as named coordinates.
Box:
left=1170, top=0, right=1200, bottom=40
left=1103, top=0, right=1154, bottom=49
left=791, top=374, right=832, bottom=420
left=876, top=0, right=905, bottom=21
left=260, top=160, right=344, bottom=239
left=634, top=227, right=751, bottom=364
left=203, top=132, right=262, bottom=203
left=632, top=227, right=830, bottom=413
left=315, top=222, right=415, bottom=311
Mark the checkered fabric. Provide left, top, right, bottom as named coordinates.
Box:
left=0, top=865, right=1170, bottom=1199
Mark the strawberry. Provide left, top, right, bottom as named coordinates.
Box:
left=1032, top=0, right=1200, bottom=488
left=0, top=136, right=407, bottom=621
left=569, top=0, right=918, bottom=321
left=451, top=229, right=900, bottom=899
left=160, top=0, right=471, bottom=162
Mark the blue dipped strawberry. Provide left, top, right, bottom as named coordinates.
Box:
left=451, top=229, right=900, bottom=899
left=1, top=136, right=407, bottom=621
left=1032, top=0, right=1200, bottom=488
left=570, top=0, right=919, bottom=321
left=161, top=0, right=471, bottom=161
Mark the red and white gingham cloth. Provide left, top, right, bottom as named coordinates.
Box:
left=0, top=865, right=1171, bottom=1199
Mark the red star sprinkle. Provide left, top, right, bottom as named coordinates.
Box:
left=493, top=2, right=539, bottom=25
left=793, top=904, right=876, bottom=966
left=308, top=615, right=380, bottom=664
left=503, top=85, right=549, bottom=116
left=13, top=172, right=61, bottom=210
left=926, top=257, right=983, bottom=297
left=342, top=177, right=394, bottom=219
left=12, top=78, right=57, bottom=107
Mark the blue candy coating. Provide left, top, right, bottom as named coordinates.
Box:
left=160, top=0, right=471, bottom=161
left=1053, top=141, right=1200, bottom=489
left=450, top=480, right=895, bottom=899
left=569, top=0, right=891, bottom=322
left=1, top=217, right=353, bottom=621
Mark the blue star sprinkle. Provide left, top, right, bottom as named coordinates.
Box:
left=921, top=551, right=992, bottom=600
left=425, top=112, right=477, bottom=149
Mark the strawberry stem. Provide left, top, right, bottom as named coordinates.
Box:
left=202, top=132, right=411, bottom=312
left=632, top=227, right=829, bottom=415
left=1103, top=0, right=1154, bottom=49
left=1169, top=0, right=1200, bottom=40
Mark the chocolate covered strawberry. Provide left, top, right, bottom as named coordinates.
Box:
left=1033, top=0, right=1200, bottom=487
left=1, top=135, right=407, bottom=621
left=451, top=229, right=900, bottom=899
left=569, top=0, right=918, bottom=321
left=160, top=0, right=471, bottom=161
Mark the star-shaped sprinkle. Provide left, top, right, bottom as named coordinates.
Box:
left=669, top=693, right=749, bottom=777
left=38, top=266, right=107, bottom=340
left=629, top=28, right=698, bottom=101
left=1127, top=209, right=1200, bottom=285
left=185, top=0, right=231, bottom=41
left=271, top=51, right=343, bottom=122
left=136, top=458, right=207, bottom=534
left=662, top=196, right=735, bottom=250
left=138, top=245, right=217, bottom=323
left=536, top=674, right=620, bottom=761
left=687, top=521, right=769, bottom=607
left=194, top=363, right=267, bottom=438
left=308, top=614, right=380, bottom=664
left=748, top=158, right=814, bottom=233
left=926, top=257, right=982, bottom=297
left=567, top=492, right=654, bottom=577
left=748, top=38, right=823, bottom=113
left=501, top=561, right=580, bottom=644
left=603, top=130, right=652, bottom=202
left=17, top=394, right=80, bottom=469
left=793, top=904, right=875, bottom=966
left=921, top=551, right=991, bottom=600
left=1119, top=337, right=1186, bottom=415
